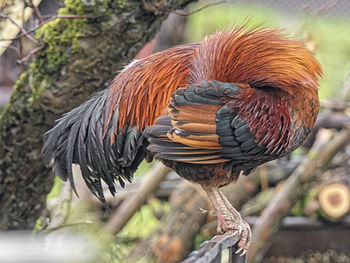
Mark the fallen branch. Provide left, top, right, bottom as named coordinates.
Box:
left=248, top=128, right=350, bottom=263
left=104, top=162, right=170, bottom=234
left=318, top=183, right=350, bottom=219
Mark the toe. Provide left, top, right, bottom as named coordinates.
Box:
left=238, top=228, right=248, bottom=248
left=240, top=249, right=247, bottom=256
left=237, top=222, right=251, bottom=254
left=235, top=246, right=243, bottom=255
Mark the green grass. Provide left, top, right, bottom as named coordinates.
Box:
left=185, top=3, right=279, bottom=42
left=303, top=16, right=350, bottom=99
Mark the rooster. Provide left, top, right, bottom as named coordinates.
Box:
left=42, top=26, right=322, bottom=254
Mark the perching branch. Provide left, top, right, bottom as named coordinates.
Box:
left=181, top=231, right=245, bottom=263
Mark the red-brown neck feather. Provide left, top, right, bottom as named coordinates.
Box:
left=190, top=27, right=322, bottom=96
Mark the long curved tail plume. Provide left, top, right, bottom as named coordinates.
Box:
left=42, top=90, right=148, bottom=203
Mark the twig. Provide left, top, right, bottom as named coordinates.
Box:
left=28, top=0, right=44, bottom=24
left=316, top=0, right=339, bottom=17
left=247, top=128, right=350, bottom=263
left=141, top=0, right=231, bottom=16
left=19, top=4, right=25, bottom=73
left=0, top=12, right=37, bottom=44
left=0, top=14, right=89, bottom=42
left=171, top=1, right=232, bottom=16
left=104, top=162, right=170, bottom=234
left=302, top=0, right=339, bottom=17
left=16, top=44, right=44, bottom=64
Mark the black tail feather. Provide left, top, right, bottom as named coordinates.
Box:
left=42, top=90, right=148, bottom=204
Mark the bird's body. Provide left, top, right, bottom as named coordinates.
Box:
left=42, top=27, right=322, bottom=253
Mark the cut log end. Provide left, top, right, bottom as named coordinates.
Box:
left=318, top=183, right=350, bottom=219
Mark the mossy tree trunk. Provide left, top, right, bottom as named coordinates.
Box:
left=0, top=0, right=196, bottom=230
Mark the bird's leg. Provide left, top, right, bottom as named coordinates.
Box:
left=204, top=186, right=251, bottom=255
left=218, top=190, right=251, bottom=254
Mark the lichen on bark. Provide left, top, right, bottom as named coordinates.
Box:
left=0, top=0, right=196, bottom=230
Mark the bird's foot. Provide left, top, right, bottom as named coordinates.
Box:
left=204, top=187, right=251, bottom=256
left=216, top=212, right=251, bottom=256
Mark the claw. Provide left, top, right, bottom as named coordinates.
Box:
left=235, top=247, right=243, bottom=254
left=205, top=188, right=251, bottom=256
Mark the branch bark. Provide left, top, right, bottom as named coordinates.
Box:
left=0, top=0, right=196, bottom=230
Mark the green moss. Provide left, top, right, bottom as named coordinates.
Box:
left=59, top=0, right=85, bottom=15
left=25, top=0, right=87, bottom=101
left=12, top=72, right=28, bottom=93
left=35, top=16, right=86, bottom=74
left=34, top=0, right=87, bottom=73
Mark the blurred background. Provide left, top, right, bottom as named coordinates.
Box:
left=1, top=0, right=350, bottom=262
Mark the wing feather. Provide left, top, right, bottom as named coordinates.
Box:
left=144, top=80, right=242, bottom=164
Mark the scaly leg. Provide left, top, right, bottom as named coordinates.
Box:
left=204, top=186, right=251, bottom=256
